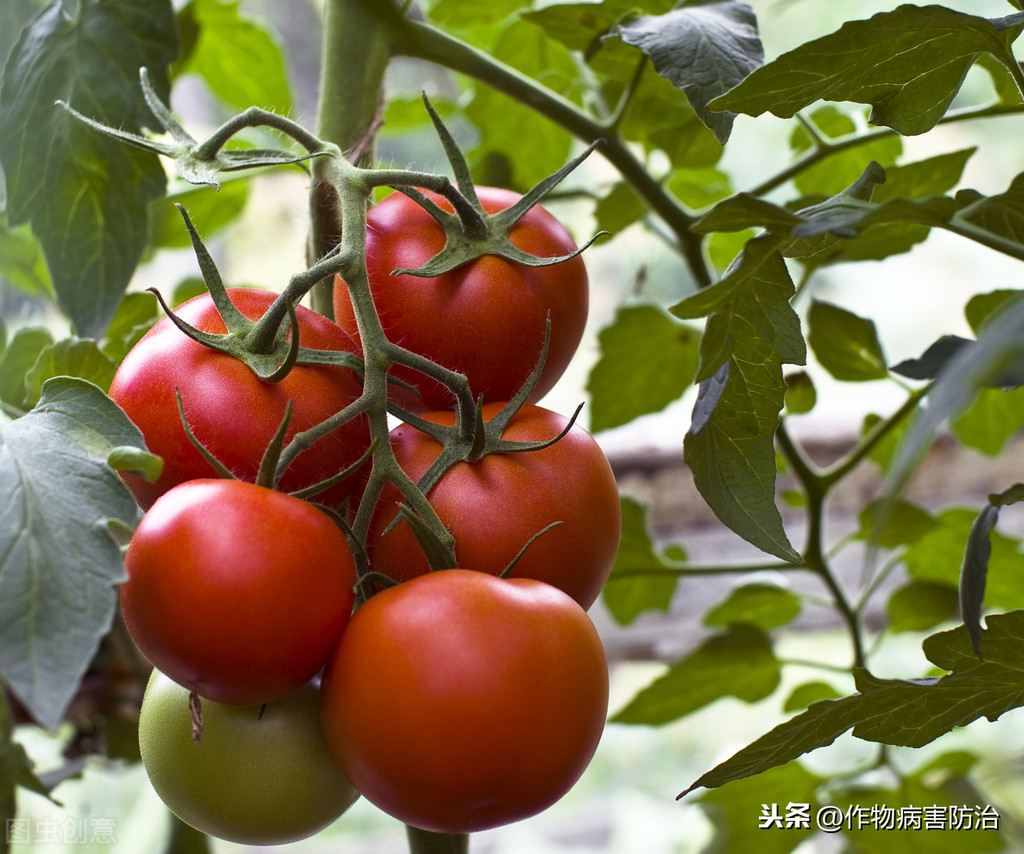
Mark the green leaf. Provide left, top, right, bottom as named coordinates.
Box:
left=616, top=2, right=763, bottom=143
left=587, top=305, right=700, bottom=433
left=886, top=581, right=959, bottom=633
left=601, top=497, right=682, bottom=626
left=953, top=386, right=1024, bottom=456
left=175, top=0, right=292, bottom=115
left=853, top=499, right=939, bottom=550
left=0, top=215, right=52, bottom=297
left=0, top=378, right=146, bottom=730
left=667, top=166, right=734, bottom=212
left=960, top=504, right=999, bottom=657
left=98, top=291, right=162, bottom=363
left=613, top=624, right=781, bottom=725
left=674, top=238, right=805, bottom=563
left=703, top=582, right=801, bottom=632
left=682, top=611, right=1024, bottom=795
left=782, top=681, right=842, bottom=712
left=903, top=508, right=1024, bottom=614
left=807, top=300, right=888, bottom=382
left=465, top=20, right=577, bottom=189
left=0, top=327, right=55, bottom=417
left=698, top=761, right=823, bottom=854
left=149, top=179, right=249, bottom=251
left=593, top=182, right=646, bottom=234
left=966, top=289, right=1021, bottom=334
left=958, top=171, right=1024, bottom=247
left=522, top=0, right=642, bottom=54
left=783, top=371, right=816, bottom=415
left=712, top=6, right=1024, bottom=135
left=428, top=0, right=526, bottom=27
left=0, top=0, right=177, bottom=337
left=23, top=338, right=119, bottom=409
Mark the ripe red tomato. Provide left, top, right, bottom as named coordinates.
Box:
left=109, top=287, right=368, bottom=510
left=367, top=402, right=621, bottom=609
left=139, top=671, right=359, bottom=845
left=319, top=570, right=608, bottom=833
left=332, top=187, right=588, bottom=411
left=121, top=479, right=356, bottom=705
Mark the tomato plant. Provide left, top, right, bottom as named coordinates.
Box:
left=121, top=479, right=356, bottom=705
left=368, top=401, right=621, bottom=608
left=319, top=569, right=609, bottom=834
left=332, top=186, right=588, bottom=411
left=109, top=287, right=369, bottom=509
left=139, top=670, right=359, bottom=845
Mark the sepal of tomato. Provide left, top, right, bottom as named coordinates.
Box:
left=121, top=479, right=356, bottom=705
left=109, top=287, right=368, bottom=510
left=332, top=187, right=588, bottom=411
left=368, top=402, right=621, bottom=609
left=319, top=570, right=608, bottom=834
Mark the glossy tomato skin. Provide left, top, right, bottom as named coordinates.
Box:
left=140, top=671, right=359, bottom=845
left=368, top=402, right=621, bottom=609
left=333, top=187, right=588, bottom=411
left=319, top=570, right=608, bottom=833
left=109, top=287, right=367, bottom=510
left=121, top=480, right=356, bottom=705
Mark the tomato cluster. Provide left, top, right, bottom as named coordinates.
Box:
left=114, top=189, right=619, bottom=844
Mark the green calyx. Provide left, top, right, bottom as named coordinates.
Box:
left=390, top=96, right=607, bottom=279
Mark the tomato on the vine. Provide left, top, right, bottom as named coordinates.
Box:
left=367, top=402, right=621, bottom=609
left=139, top=671, right=359, bottom=845
left=121, top=479, right=356, bottom=705
left=109, top=287, right=368, bottom=510
left=319, top=570, right=608, bottom=833
left=332, top=187, right=588, bottom=411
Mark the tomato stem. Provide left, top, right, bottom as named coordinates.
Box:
left=405, top=826, right=470, bottom=854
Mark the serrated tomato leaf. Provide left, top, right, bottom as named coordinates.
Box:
left=614, top=624, right=781, bottom=726
left=673, top=238, right=805, bottom=564
left=682, top=611, right=1024, bottom=796
left=711, top=5, right=1024, bottom=136
left=0, top=0, right=178, bottom=337
left=617, top=2, right=763, bottom=143
left=0, top=379, right=147, bottom=731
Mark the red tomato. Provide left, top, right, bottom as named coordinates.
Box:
left=109, top=288, right=368, bottom=510
left=332, top=187, right=588, bottom=411
left=368, top=402, right=621, bottom=609
left=121, top=479, right=356, bottom=705
left=319, top=570, right=608, bottom=833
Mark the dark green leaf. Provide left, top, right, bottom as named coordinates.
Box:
left=990, top=483, right=1024, bottom=507
left=683, top=612, right=1024, bottom=794
left=853, top=499, right=938, bottom=550
left=712, top=6, right=1024, bottom=135
left=891, top=335, right=973, bottom=382
left=674, top=239, right=805, bottom=563
left=783, top=371, right=816, bottom=415
left=903, top=508, right=1024, bottom=614
left=617, top=2, right=763, bottom=143
left=958, top=171, right=1024, bottom=248
left=979, top=50, right=1024, bottom=105
left=601, top=497, right=682, bottom=626
left=807, top=300, right=888, bottom=381
left=0, top=0, right=177, bottom=337
left=961, top=504, right=999, bottom=658
left=98, top=291, right=162, bottom=363
left=703, top=582, right=801, bottom=632
left=886, top=581, right=959, bottom=633
left=522, top=0, right=651, bottom=54
left=782, top=681, right=843, bottom=712
left=613, top=624, right=781, bottom=725
left=697, top=761, right=822, bottom=854
left=587, top=305, right=700, bottom=433
left=666, top=166, right=733, bottom=212
left=965, top=289, right=1021, bottom=335
left=0, top=378, right=146, bottom=730
left=175, top=0, right=292, bottom=115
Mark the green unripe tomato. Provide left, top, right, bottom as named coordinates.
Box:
left=139, top=670, right=359, bottom=845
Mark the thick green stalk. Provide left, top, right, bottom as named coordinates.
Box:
left=406, top=826, right=469, bottom=854
left=309, top=0, right=393, bottom=317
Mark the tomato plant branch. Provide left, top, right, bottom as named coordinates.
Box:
left=776, top=421, right=867, bottom=670
left=405, top=825, right=469, bottom=854
left=607, top=559, right=806, bottom=580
